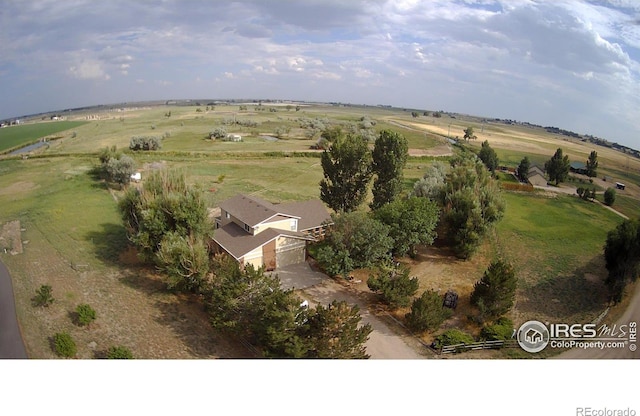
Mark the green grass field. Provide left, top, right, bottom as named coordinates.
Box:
left=0, top=121, right=87, bottom=152
left=1, top=102, right=639, bottom=358
left=495, top=191, right=624, bottom=322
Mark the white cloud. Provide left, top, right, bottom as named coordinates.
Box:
left=69, top=59, right=109, bottom=80
left=1, top=0, right=640, bottom=148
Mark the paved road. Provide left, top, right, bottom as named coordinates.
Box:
left=0, top=259, right=27, bottom=358
left=275, top=263, right=426, bottom=359
left=558, top=280, right=640, bottom=359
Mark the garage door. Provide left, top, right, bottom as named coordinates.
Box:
left=276, top=246, right=305, bottom=268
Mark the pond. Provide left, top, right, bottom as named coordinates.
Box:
left=9, top=141, right=49, bottom=155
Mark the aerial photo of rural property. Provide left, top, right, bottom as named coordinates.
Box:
left=1, top=0, right=639, bottom=413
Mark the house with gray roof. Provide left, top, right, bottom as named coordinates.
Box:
left=212, top=194, right=332, bottom=270
left=528, top=165, right=547, bottom=187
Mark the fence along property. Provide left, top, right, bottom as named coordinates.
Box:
left=437, top=339, right=519, bottom=354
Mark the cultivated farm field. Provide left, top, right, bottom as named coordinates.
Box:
left=1, top=102, right=638, bottom=359
left=0, top=121, right=87, bottom=153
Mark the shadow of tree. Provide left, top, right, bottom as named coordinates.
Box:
left=152, top=298, right=256, bottom=359
left=518, top=256, right=609, bottom=320
left=85, top=222, right=130, bottom=267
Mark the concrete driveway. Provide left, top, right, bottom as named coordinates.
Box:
left=272, top=263, right=427, bottom=359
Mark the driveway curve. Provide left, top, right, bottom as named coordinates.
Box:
left=557, top=280, right=640, bottom=359
left=0, top=259, right=27, bottom=358
left=275, top=263, right=426, bottom=359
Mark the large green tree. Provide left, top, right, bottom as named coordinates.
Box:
left=105, top=155, right=136, bottom=186
left=412, top=162, right=447, bottom=200
left=441, top=156, right=505, bottom=259
left=604, top=219, right=640, bottom=303
left=119, top=169, right=212, bottom=292
left=463, top=127, right=476, bottom=141
left=205, top=257, right=310, bottom=357
left=304, top=300, right=372, bottom=359
left=544, top=148, right=570, bottom=185
left=517, top=156, right=531, bottom=181
left=370, top=130, right=409, bottom=209
left=470, top=260, right=517, bottom=321
left=405, top=290, right=452, bottom=332
left=586, top=150, right=599, bottom=178
left=374, top=197, right=440, bottom=257
left=367, top=264, right=419, bottom=308
left=205, top=256, right=371, bottom=358
left=316, top=212, right=393, bottom=278
left=98, top=146, right=136, bottom=186
left=477, top=140, right=499, bottom=173
left=320, top=134, right=372, bottom=212
left=604, top=187, right=616, bottom=206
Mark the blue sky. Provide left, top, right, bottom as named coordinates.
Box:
left=1, top=0, right=639, bottom=148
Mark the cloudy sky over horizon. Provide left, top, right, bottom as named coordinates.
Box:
left=1, top=0, right=639, bottom=148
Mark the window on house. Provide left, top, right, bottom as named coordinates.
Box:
left=244, top=224, right=251, bottom=233
left=225, top=212, right=230, bottom=219
left=290, top=219, right=296, bottom=231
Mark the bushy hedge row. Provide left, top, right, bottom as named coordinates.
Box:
left=499, top=182, right=534, bottom=192
left=130, top=136, right=162, bottom=151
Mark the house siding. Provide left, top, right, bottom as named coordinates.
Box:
left=256, top=218, right=297, bottom=234
left=242, top=246, right=263, bottom=269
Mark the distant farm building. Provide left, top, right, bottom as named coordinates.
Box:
left=570, top=161, right=588, bottom=175
left=527, top=166, right=547, bottom=187
left=616, top=182, right=626, bottom=190
left=226, top=134, right=242, bottom=142
left=130, top=172, right=141, bottom=182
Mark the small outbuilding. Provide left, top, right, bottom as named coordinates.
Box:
left=130, top=172, right=141, bottom=182
left=527, top=165, right=547, bottom=187
left=570, top=161, right=588, bottom=175
left=616, top=182, right=626, bottom=190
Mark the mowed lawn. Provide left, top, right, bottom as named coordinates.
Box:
left=495, top=191, right=625, bottom=323
left=0, top=121, right=87, bottom=152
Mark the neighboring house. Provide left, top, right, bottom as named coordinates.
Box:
left=616, top=182, right=626, bottom=190
left=527, top=165, right=547, bottom=187
left=211, top=194, right=332, bottom=270
left=570, top=161, right=588, bottom=175
left=226, top=134, right=242, bottom=142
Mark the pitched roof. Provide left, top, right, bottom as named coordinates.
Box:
left=277, top=200, right=333, bottom=231
left=218, top=194, right=298, bottom=227
left=213, top=222, right=310, bottom=260
left=528, top=165, right=545, bottom=176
